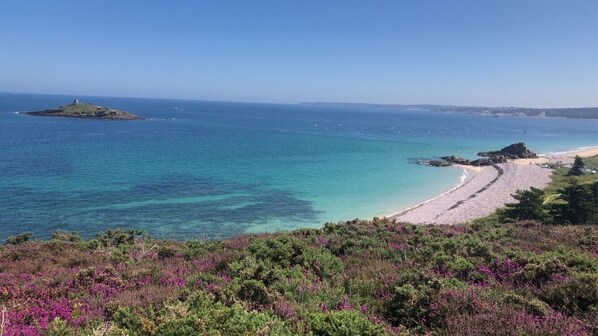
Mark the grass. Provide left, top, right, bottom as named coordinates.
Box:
left=62, top=103, right=105, bottom=113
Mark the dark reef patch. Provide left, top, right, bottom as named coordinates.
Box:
left=0, top=175, right=323, bottom=241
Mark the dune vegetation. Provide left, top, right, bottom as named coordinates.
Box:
left=1, top=159, right=596, bottom=336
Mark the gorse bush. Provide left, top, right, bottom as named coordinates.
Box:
left=307, top=310, right=388, bottom=336
left=539, top=274, right=598, bottom=315
left=4, top=232, right=32, bottom=245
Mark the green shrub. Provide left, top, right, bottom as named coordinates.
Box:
left=157, top=246, right=177, bottom=260
left=5, top=232, right=32, bottom=245
left=111, top=245, right=131, bottom=263
left=303, top=247, right=344, bottom=280
left=50, top=231, right=83, bottom=244
left=248, top=235, right=306, bottom=268
left=229, top=255, right=288, bottom=286
left=113, top=307, right=143, bottom=334
left=155, top=317, right=206, bottom=336
left=504, top=292, right=549, bottom=316
left=540, top=274, right=598, bottom=315
left=440, top=238, right=460, bottom=253
left=518, top=258, right=569, bottom=284
left=439, top=277, right=467, bottom=289
left=386, top=284, right=431, bottom=328
left=238, top=279, right=272, bottom=305
left=307, top=310, right=387, bottom=336
left=212, top=303, right=290, bottom=335
left=464, top=239, right=495, bottom=261
left=97, top=229, right=144, bottom=248
left=449, top=257, right=475, bottom=278
left=326, top=237, right=357, bottom=256
left=47, top=317, right=75, bottom=336
left=182, top=240, right=208, bottom=259
left=187, top=291, right=215, bottom=312
left=432, top=252, right=450, bottom=267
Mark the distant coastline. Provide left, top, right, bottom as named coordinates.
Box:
left=301, top=102, right=598, bottom=119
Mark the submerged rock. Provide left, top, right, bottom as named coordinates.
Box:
left=440, top=156, right=471, bottom=165
left=417, top=159, right=453, bottom=167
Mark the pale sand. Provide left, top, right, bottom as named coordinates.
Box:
left=390, top=164, right=552, bottom=224
left=512, top=146, right=598, bottom=165
left=389, top=146, right=598, bottom=224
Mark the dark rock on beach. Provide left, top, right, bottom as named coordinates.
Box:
left=441, top=154, right=510, bottom=166
left=438, top=143, right=537, bottom=167
left=440, top=156, right=471, bottom=165
left=417, top=159, right=453, bottom=167
left=477, top=142, right=537, bottom=159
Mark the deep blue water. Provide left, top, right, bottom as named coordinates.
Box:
left=1, top=93, right=596, bottom=240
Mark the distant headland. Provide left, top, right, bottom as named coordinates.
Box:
left=301, top=102, right=598, bottom=119
left=24, top=99, right=143, bottom=120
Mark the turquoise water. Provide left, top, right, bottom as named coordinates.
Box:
left=1, top=93, right=596, bottom=240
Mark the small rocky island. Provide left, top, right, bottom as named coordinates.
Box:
left=25, top=99, right=143, bottom=120
left=419, top=143, right=537, bottom=167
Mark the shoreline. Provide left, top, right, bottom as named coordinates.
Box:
left=386, top=164, right=483, bottom=218
left=511, top=146, right=598, bottom=165
left=387, top=145, right=598, bottom=224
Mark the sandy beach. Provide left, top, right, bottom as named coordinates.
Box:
left=512, top=147, right=598, bottom=165
left=390, top=146, right=598, bottom=224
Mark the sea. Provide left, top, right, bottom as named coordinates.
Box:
left=1, top=93, right=596, bottom=241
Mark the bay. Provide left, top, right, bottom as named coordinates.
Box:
left=1, top=93, right=596, bottom=240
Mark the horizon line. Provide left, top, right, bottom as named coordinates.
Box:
left=1, top=90, right=597, bottom=110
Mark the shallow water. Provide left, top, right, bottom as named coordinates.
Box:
left=1, top=93, right=596, bottom=240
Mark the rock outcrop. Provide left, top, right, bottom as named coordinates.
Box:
left=477, top=142, right=537, bottom=159
left=25, top=102, right=143, bottom=120
left=440, top=156, right=470, bottom=165
left=436, top=143, right=537, bottom=167
left=417, top=160, right=452, bottom=167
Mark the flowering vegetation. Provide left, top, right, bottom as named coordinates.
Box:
left=1, top=220, right=596, bottom=335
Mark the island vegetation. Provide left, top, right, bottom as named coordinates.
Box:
left=1, top=158, right=596, bottom=335
left=24, top=100, right=143, bottom=120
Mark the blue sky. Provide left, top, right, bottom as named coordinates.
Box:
left=0, top=1, right=596, bottom=107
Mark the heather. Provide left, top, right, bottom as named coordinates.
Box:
left=1, top=220, right=596, bottom=335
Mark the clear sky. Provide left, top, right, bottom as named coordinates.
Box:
left=0, top=1, right=596, bottom=107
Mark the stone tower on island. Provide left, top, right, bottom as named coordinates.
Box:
left=73, top=98, right=79, bottom=104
